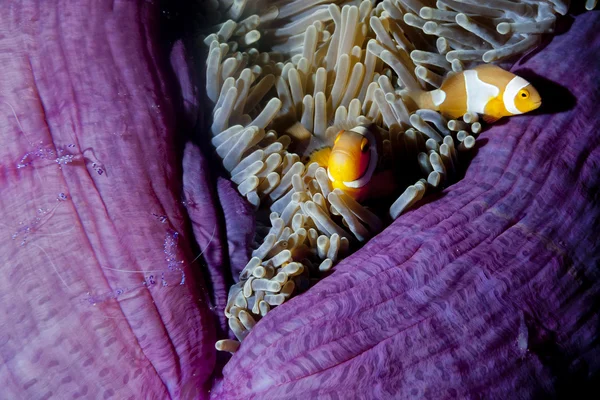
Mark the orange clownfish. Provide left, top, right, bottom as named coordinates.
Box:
left=408, top=64, right=541, bottom=123
left=310, top=125, right=396, bottom=202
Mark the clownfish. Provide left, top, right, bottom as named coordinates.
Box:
left=407, top=64, right=541, bottom=123
left=309, top=125, right=396, bottom=202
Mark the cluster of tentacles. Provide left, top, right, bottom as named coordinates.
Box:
left=196, top=0, right=577, bottom=352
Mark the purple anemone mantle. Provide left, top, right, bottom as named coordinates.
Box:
left=211, top=11, right=600, bottom=400
left=0, top=2, right=598, bottom=400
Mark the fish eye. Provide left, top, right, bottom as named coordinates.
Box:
left=519, top=90, right=529, bottom=98
left=360, top=137, right=370, bottom=153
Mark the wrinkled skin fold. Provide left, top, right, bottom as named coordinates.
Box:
left=0, top=2, right=216, bottom=399
left=0, top=2, right=598, bottom=400
left=213, top=12, right=600, bottom=399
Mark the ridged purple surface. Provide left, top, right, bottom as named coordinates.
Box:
left=0, top=2, right=216, bottom=399
left=212, top=12, right=600, bottom=399
left=0, top=2, right=598, bottom=399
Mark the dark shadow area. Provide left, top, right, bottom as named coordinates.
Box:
left=454, top=137, right=488, bottom=181
left=526, top=308, right=600, bottom=400
left=554, top=13, right=577, bottom=35
left=553, top=13, right=577, bottom=35
left=405, top=135, right=488, bottom=216
left=158, top=0, right=237, bottom=372
left=569, top=2, right=596, bottom=15
left=160, top=0, right=248, bottom=374
left=364, top=134, right=490, bottom=227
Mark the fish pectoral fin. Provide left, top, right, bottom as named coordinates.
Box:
left=482, top=97, right=506, bottom=124
left=308, top=146, right=332, bottom=168
left=482, top=114, right=500, bottom=124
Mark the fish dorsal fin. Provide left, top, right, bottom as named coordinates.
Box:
left=473, top=64, right=515, bottom=98
left=474, top=64, right=515, bottom=83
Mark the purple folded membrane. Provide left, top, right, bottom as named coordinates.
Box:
left=0, top=2, right=216, bottom=399
left=0, top=2, right=598, bottom=399
left=212, top=12, right=600, bottom=399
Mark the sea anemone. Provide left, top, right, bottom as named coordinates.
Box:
left=198, top=0, right=578, bottom=350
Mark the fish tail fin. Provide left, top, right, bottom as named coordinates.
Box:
left=400, top=89, right=439, bottom=111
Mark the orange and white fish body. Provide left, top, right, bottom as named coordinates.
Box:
left=309, top=125, right=397, bottom=202
left=411, top=64, right=541, bottom=123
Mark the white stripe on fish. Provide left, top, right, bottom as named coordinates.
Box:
left=503, top=76, right=530, bottom=115
left=464, top=70, right=500, bottom=114
left=326, top=126, right=379, bottom=189
left=431, top=89, right=446, bottom=107
left=344, top=127, right=378, bottom=188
